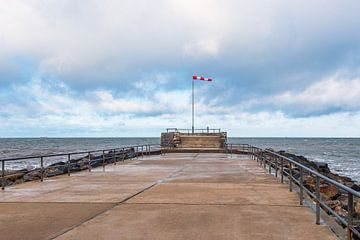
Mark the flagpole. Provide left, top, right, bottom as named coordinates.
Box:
left=192, top=79, right=194, bottom=134
left=191, top=75, right=212, bottom=135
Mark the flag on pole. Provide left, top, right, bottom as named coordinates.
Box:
left=192, top=76, right=213, bottom=82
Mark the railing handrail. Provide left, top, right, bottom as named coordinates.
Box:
left=226, top=143, right=360, bottom=239
left=264, top=148, right=360, bottom=198
left=226, top=143, right=360, bottom=198
left=0, top=144, right=161, bottom=162
left=166, top=128, right=222, bottom=133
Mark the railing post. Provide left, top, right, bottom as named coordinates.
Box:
left=88, top=152, right=91, bottom=172
left=102, top=150, right=105, bottom=171
left=1, top=160, right=5, bottom=190
left=122, top=148, right=125, bottom=162
left=230, top=144, right=233, bottom=158
left=316, top=176, right=320, bottom=225
left=263, top=157, right=266, bottom=169
left=40, top=156, right=44, bottom=182
left=299, top=168, right=304, bottom=205
left=67, top=154, right=71, bottom=176
left=268, top=156, right=272, bottom=174
left=113, top=149, right=116, bottom=164
left=275, top=157, right=278, bottom=177
left=289, top=162, right=293, bottom=192
left=347, top=193, right=354, bottom=240
left=281, top=158, right=284, bottom=183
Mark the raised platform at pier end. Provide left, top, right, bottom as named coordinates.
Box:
left=0, top=153, right=337, bottom=240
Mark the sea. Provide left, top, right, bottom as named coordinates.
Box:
left=0, top=138, right=359, bottom=183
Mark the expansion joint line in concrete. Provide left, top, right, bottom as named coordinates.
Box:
left=122, top=202, right=307, bottom=208
left=49, top=182, right=159, bottom=240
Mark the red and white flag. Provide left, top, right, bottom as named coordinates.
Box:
left=192, top=76, right=213, bottom=82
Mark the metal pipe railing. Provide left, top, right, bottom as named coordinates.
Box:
left=226, top=143, right=360, bottom=240
left=166, top=128, right=222, bottom=135
left=0, top=144, right=162, bottom=190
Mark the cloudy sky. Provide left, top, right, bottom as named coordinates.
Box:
left=1, top=0, right=360, bottom=137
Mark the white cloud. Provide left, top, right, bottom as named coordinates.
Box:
left=268, top=71, right=360, bottom=114
left=183, top=39, right=219, bottom=57
left=1, top=1, right=360, bottom=136
left=1, top=0, right=359, bottom=82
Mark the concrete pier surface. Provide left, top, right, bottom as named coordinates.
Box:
left=0, top=153, right=338, bottom=240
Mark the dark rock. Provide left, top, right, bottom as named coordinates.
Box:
left=48, top=161, right=66, bottom=167
left=351, top=184, right=360, bottom=192
left=46, top=165, right=67, bottom=177
left=312, top=161, right=328, bottom=170
left=90, top=159, right=103, bottom=168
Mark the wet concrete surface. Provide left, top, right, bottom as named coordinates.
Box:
left=0, top=153, right=338, bottom=239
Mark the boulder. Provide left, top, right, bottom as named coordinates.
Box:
left=23, top=170, right=41, bottom=182
left=325, top=200, right=341, bottom=210
left=303, top=175, right=316, bottom=191
left=355, top=200, right=360, bottom=216
left=334, top=205, right=348, bottom=218
left=48, top=161, right=66, bottom=167
left=5, top=172, right=25, bottom=182
left=351, top=184, right=360, bottom=192
left=46, top=165, right=67, bottom=177
left=320, top=184, right=340, bottom=200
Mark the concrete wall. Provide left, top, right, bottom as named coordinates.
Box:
left=161, top=131, right=227, bottom=149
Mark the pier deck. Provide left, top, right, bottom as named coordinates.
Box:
left=0, top=153, right=337, bottom=240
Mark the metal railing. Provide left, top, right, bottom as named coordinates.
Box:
left=1, top=144, right=161, bottom=190
left=226, top=143, right=360, bottom=240
left=166, top=128, right=222, bottom=135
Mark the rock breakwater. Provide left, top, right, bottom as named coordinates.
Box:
left=1, top=148, right=148, bottom=187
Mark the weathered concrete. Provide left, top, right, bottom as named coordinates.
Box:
left=0, top=153, right=338, bottom=240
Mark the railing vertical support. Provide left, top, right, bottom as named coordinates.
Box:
left=289, top=163, right=293, bottom=192
left=347, top=193, right=354, bottom=240
left=281, top=158, right=284, bottom=183
left=316, top=176, right=320, bottom=225
left=263, top=157, right=266, bottom=169
left=299, top=168, right=304, bottom=205
left=268, top=156, right=272, bottom=174
left=122, top=148, right=125, bottom=162
left=1, top=160, right=5, bottom=190
left=88, top=152, right=91, bottom=172
left=40, top=156, right=44, bottom=182
left=142, top=145, right=144, bottom=158
left=113, top=149, right=116, bottom=164
left=230, top=144, right=233, bottom=158
left=255, top=148, right=258, bottom=163
left=275, top=157, right=278, bottom=177
left=102, top=150, right=105, bottom=171
left=67, top=154, right=71, bottom=176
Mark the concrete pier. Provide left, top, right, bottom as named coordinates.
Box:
left=0, top=153, right=337, bottom=240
